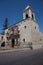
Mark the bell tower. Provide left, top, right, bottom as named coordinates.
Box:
left=23, top=5, right=35, bottom=20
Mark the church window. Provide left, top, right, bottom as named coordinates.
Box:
left=1, top=36, right=3, bottom=40
left=23, top=38, right=25, bottom=42
left=32, top=14, right=34, bottom=19
left=35, top=26, right=36, bottom=29
left=26, top=14, right=28, bottom=19
left=24, top=26, right=26, bottom=29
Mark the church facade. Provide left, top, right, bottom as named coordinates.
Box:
left=0, top=5, right=43, bottom=49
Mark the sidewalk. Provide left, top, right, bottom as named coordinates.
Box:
left=0, top=48, right=30, bottom=53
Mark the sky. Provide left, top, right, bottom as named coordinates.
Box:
left=0, top=0, right=43, bottom=33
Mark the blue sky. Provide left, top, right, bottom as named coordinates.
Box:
left=0, top=0, right=43, bottom=33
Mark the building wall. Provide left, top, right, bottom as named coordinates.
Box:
left=31, top=20, right=39, bottom=33
left=4, top=18, right=42, bottom=48
left=18, top=19, right=32, bottom=47
left=1, top=5, right=43, bottom=49
left=18, top=18, right=40, bottom=48
left=30, top=20, right=43, bottom=49
left=18, top=19, right=31, bottom=42
left=0, top=34, right=5, bottom=47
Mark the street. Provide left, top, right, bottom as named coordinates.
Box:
left=0, top=49, right=43, bottom=65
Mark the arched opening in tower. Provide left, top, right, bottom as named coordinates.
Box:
left=32, top=14, right=34, bottom=19
left=26, top=14, right=28, bottom=19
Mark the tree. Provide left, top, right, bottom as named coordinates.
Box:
left=3, top=18, right=9, bottom=34
left=3, top=18, right=8, bottom=30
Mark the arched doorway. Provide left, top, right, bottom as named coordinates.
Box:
left=12, top=38, right=15, bottom=47
left=1, top=42, right=5, bottom=47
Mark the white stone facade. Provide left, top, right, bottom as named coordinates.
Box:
left=0, top=5, right=43, bottom=49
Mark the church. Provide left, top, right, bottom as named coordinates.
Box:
left=0, top=5, right=43, bottom=49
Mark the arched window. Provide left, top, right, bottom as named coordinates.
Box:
left=23, top=38, right=25, bottom=42
left=24, top=26, right=26, bottom=29
left=1, top=36, right=3, bottom=40
left=26, top=14, right=28, bottom=19
left=32, top=14, right=34, bottom=19
left=35, top=26, right=36, bottom=29
left=1, top=42, right=5, bottom=47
